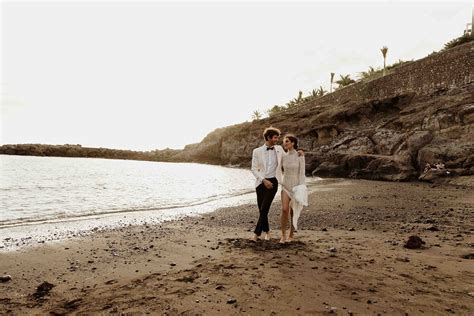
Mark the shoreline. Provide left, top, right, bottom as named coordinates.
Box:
left=0, top=190, right=257, bottom=252
left=0, top=177, right=327, bottom=252
left=1, top=178, right=473, bottom=314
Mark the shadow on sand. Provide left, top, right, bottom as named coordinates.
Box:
left=225, top=238, right=306, bottom=251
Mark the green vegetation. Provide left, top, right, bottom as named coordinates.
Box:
left=359, top=66, right=378, bottom=79
left=443, top=33, right=473, bottom=50
left=424, top=34, right=473, bottom=57
left=264, top=86, right=329, bottom=117
left=335, top=74, right=356, bottom=89
left=0, top=144, right=183, bottom=162
left=311, top=86, right=327, bottom=98
left=250, top=33, right=469, bottom=120
left=358, top=59, right=412, bottom=81
left=252, top=110, right=262, bottom=120
left=266, top=105, right=287, bottom=117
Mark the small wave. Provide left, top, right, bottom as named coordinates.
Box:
left=0, top=188, right=255, bottom=229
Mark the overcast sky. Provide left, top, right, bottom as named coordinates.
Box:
left=1, top=1, right=471, bottom=150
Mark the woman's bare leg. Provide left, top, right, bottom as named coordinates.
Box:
left=280, top=190, right=291, bottom=243
left=288, top=209, right=295, bottom=241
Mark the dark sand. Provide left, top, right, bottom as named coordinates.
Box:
left=1, top=178, right=473, bottom=315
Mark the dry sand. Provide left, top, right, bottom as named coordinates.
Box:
left=1, top=178, right=473, bottom=315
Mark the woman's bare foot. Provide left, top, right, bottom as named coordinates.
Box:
left=249, top=234, right=259, bottom=242
left=287, top=233, right=294, bottom=242
left=279, top=237, right=287, bottom=244
left=264, top=232, right=272, bottom=241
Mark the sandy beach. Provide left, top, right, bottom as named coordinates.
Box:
left=1, top=178, right=473, bottom=315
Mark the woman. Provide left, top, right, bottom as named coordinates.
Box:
left=280, top=134, right=307, bottom=243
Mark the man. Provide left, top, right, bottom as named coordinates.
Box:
left=249, top=127, right=303, bottom=241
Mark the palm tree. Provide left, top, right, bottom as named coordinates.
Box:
left=252, top=110, right=262, bottom=120
left=443, top=33, right=473, bottom=50
left=287, top=99, right=298, bottom=109
left=317, top=86, right=326, bottom=97
left=330, top=73, right=335, bottom=92
left=335, top=74, right=356, bottom=88
left=381, top=46, right=388, bottom=76
left=359, top=66, right=379, bottom=79
left=267, top=105, right=284, bottom=117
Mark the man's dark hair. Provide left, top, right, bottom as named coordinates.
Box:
left=263, top=127, right=281, bottom=141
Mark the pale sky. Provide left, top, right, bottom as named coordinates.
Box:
left=1, top=1, right=471, bottom=151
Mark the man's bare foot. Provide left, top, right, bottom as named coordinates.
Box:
left=264, top=232, right=272, bottom=241
left=279, top=237, right=287, bottom=244
left=249, top=234, right=258, bottom=242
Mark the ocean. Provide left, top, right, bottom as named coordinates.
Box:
left=0, top=155, right=320, bottom=249
left=0, top=155, right=259, bottom=247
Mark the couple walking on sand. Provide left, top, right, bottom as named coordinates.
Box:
left=250, top=127, right=308, bottom=243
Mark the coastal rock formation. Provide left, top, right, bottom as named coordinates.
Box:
left=1, top=43, right=472, bottom=182
left=174, top=42, right=473, bottom=181
left=0, top=144, right=184, bottom=163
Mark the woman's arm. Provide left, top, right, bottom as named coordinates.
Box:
left=298, top=155, right=306, bottom=185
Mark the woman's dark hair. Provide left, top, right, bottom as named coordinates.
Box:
left=263, top=126, right=281, bottom=141
left=284, top=134, right=298, bottom=150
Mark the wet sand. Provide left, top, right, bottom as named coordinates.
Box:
left=1, top=178, right=473, bottom=315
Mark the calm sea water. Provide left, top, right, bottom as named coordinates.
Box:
left=0, top=154, right=263, bottom=249
left=0, top=155, right=256, bottom=228
left=0, top=155, right=323, bottom=249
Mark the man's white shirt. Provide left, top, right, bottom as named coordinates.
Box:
left=251, top=144, right=283, bottom=188
left=264, top=146, right=278, bottom=179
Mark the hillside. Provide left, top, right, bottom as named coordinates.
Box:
left=173, top=41, right=473, bottom=181
left=2, top=42, right=472, bottom=181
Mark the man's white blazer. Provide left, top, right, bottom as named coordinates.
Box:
left=251, top=144, right=283, bottom=188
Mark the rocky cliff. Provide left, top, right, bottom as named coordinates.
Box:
left=174, top=42, right=474, bottom=181
left=2, top=42, right=472, bottom=182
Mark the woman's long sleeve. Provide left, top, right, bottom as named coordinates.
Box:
left=299, top=156, right=306, bottom=185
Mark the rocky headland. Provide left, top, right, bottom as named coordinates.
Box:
left=2, top=42, right=472, bottom=182
left=174, top=42, right=473, bottom=182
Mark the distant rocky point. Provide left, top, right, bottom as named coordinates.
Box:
left=0, top=144, right=184, bottom=163
left=2, top=42, right=473, bottom=182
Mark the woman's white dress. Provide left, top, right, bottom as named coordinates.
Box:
left=282, top=150, right=305, bottom=197
left=281, top=150, right=308, bottom=230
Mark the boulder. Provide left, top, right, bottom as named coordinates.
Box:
left=404, top=236, right=425, bottom=249
left=371, top=130, right=405, bottom=155
left=344, top=154, right=416, bottom=181
left=313, top=161, right=347, bottom=177
left=0, top=275, right=12, bottom=283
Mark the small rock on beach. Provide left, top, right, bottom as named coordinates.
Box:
left=0, top=275, right=12, bottom=283
left=404, top=236, right=425, bottom=249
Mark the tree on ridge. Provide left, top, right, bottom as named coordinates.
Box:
left=335, top=74, right=356, bottom=88
left=381, top=46, right=388, bottom=76
left=252, top=110, right=262, bottom=120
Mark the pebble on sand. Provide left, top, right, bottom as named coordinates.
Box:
left=461, top=253, right=474, bottom=259
left=404, top=235, right=425, bottom=249
left=33, top=281, right=55, bottom=299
